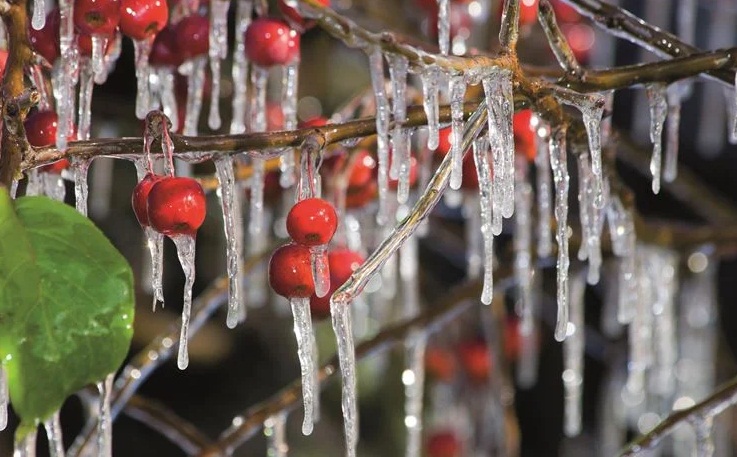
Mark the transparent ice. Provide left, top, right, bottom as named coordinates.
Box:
left=173, top=235, right=197, bottom=370
left=646, top=83, right=668, bottom=194
left=215, top=157, right=244, bottom=328
left=421, top=67, right=441, bottom=151
left=97, top=373, right=114, bottom=457
left=230, top=0, right=254, bottom=134
left=290, top=297, right=319, bottom=435
left=448, top=74, right=466, bottom=191
left=549, top=130, right=570, bottom=342
left=369, top=49, right=391, bottom=225
left=280, top=62, right=300, bottom=187
left=331, top=299, right=358, bottom=457
left=388, top=54, right=411, bottom=203
left=208, top=0, right=230, bottom=130
left=182, top=56, right=208, bottom=136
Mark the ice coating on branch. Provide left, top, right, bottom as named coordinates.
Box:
left=664, top=84, right=683, bottom=183
left=437, top=0, right=450, bottom=55
left=97, top=373, right=114, bottom=457
left=230, top=0, right=253, bottom=134
left=535, top=124, right=553, bottom=258
left=421, top=67, right=440, bottom=151
left=215, top=157, right=244, bottom=328
left=549, top=130, right=570, bottom=342
left=173, top=235, right=197, bottom=370
left=249, top=66, right=269, bottom=235
left=403, top=336, right=426, bottom=457
left=134, top=159, right=165, bottom=307
left=369, top=50, right=391, bottom=224
left=0, top=367, right=7, bottom=431
left=265, top=413, right=288, bottom=456
left=26, top=170, right=66, bottom=202
left=55, top=0, right=79, bottom=151
left=514, top=157, right=533, bottom=324
left=388, top=54, right=411, bottom=203
left=473, top=138, right=494, bottom=305
left=483, top=70, right=515, bottom=225
left=134, top=38, right=154, bottom=119
left=32, top=0, right=46, bottom=30
left=73, top=158, right=91, bottom=216
left=183, top=56, right=208, bottom=135
left=77, top=60, right=94, bottom=141
left=606, top=196, right=637, bottom=325
left=208, top=0, right=230, bottom=130
left=43, top=412, right=65, bottom=457
left=331, top=299, right=358, bottom=457
left=449, top=74, right=466, bottom=191
left=646, top=83, right=668, bottom=194
left=13, top=428, right=37, bottom=457
left=563, top=271, right=585, bottom=437
left=290, top=297, right=319, bottom=435
left=280, top=62, right=299, bottom=187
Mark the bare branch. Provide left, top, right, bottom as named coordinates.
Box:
left=499, top=0, right=521, bottom=53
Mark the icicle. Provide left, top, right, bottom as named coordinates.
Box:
left=248, top=66, right=269, bottom=236
left=549, top=129, right=570, bottom=342
left=230, top=0, right=254, bottom=134
left=563, top=271, right=585, bottom=437
left=473, top=137, right=494, bottom=305
left=290, top=297, right=319, bottom=435
left=215, top=157, right=244, bottom=328
left=311, top=245, right=330, bottom=298
left=32, top=0, right=46, bottom=30
left=625, top=248, right=653, bottom=398
left=0, top=367, right=7, bottom=431
left=646, top=83, right=668, bottom=194
left=29, top=65, right=51, bottom=111
left=43, top=412, right=65, bottom=457
left=90, top=35, right=108, bottom=77
left=173, top=235, right=197, bottom=370
left=13, top=429, right=37, bottom=457
left=576, top=150, right=602, bottom=285
left=651, top=249, right=678, bottom=398
left=264, top=413, right=288, bottom=457
left=403, top=335, right=427, bottom=457
left=437, top=0, right=450, bottom=55
left=9, top=180, right=18, bottom=199
left=97, top=373, right=114, bottom=457
left=133, top=38, right=154, bottom=119
left=483, top=69, right=515, bottom=224
left=280, top=62, right=299, bottom=188
left=606, top=196, right=636, bottom=324
left=96, top=32, right=122, bottom=85
left=183, top=56, right=208, bottom=135
left=664, top=84, right=683, bottom=183
left=421, top=67, right=440, bottom=151
left=208, top=0, right=229, bottom=130
left=157, top=68, right=179, bottom=132
left=330, top=299, right=358, bottom=457
left=388, top=54, right=411, bottom=203
left=517, top=270, right=540, bottom=388
left=464, top=196, right=482, bottom=279
left=514, top=157, right=533, bottom=324
left=693, top=416, right=715, bottom=457
left=55, top=0, right=79, bottom=151
left=77, top=60, right=94, bottom=141
left=73, top=157, right=91, bottom=216
left=134, top=159, right=165, bottom=307
left=369, top=49, right=391, bottom=225
left=535, top=124, right=553, bottom=258
left=448, top=74, right=466, bottom=191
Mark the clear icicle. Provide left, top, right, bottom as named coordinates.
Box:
left=90, top=35, right=107, bottom=77
left=230, top=0, right=253, bottom=134
left=330, top=299, right=358, bottom=457
left=208, top=0, right=230, bottom=130
left=576, top=150, right=602, bottom=285
left=388, top=54, right=411, bottom=203
left=133, top=38, right=154, bottom=119
left=517, top=270, right=540, bottom=388
left=664, top=84, right=683, bottom=183
left=13, top=428, right=37, bottom=457
left=646, top=83, right=668, bottom=194
left=32, top=0, right=46, bottom=30
left=464, top=197, right=482, bottom=279
left=97, top=373, right=114, bottom=457
left=437, top=0, right=450, bottom=55
left=265, top=413, right=288, bottom=457
left=606, top=195, right=637, bottom=325
left=290, top=297, right=319, bottom=435
left=563, top=271, right=585, bottom=437
left=514, top=157, right=533, bottom=325
left=44, top=412, right=65, bottom=457
left=448, top=74, right=466, bottom=191
left=280, top=62, right=299, bottom=188
left=248, top=66, right=269, bottom=235
left=96, top=32, right=122, bottom=85
left=625, top=248, right=653, bottom=397
left=403, top=335, right=427, bottom=457
left=549, top=129, right=570, bottom=342
left=483, top=70, right=515, bottom=224
left=368, top=50, right=391, bottom=225
left=134, top=159, right=165, bottom=307
left=55, top=0, right=79, bottom=151
left=77, top=60, right=94, bottom=141
left=651, top=249, right=678, bottom=399
left=0, top=367, right=6, bottom=431
left=473, top=137, right=494, bottom=305
left=535, top=124, right=553, bottom=258
left=73, top=157, right=91, bottom=216
left=173, top=235, right=197, bottom=370
left=311, top=245, right=330, bottom=298
left=215, top=157, right=244, bottom=328
left=183, top=56, right=208, bottom=135
left=421, top=67, right=440, bottom=151
left=156, top=68, right=179, bottom=132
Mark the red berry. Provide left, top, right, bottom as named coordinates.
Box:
left=149, top=25, right=182, bottom=67
left=244, top=18, right=300, bottom=68
left=425, top=346, right=457, bottom=382
left=119, top=0, right=169, bottom=41
left=132, top=172, right=164, bottom=227
left=513, top=109, right=537, bottom=162
left=347, top=150, right=376, bottom=189
left=29, top=9, right=60, bottom=64
left=277, top=0, right=329, bottom=32
left=25, top=110, right=62, bottom=147
left=267, top=103, right=285, bottom=131
left=74, top=0, right=121, bottom=36
left=346, top=181, right=378, bottom=209
left=269, top=243, right=314, bottom=298
left=287, top=198, right=338, bottom=246
left=147, top=176, right=206, bottom=236
left=0, top=50, right=8, bottom=77
left=176, top=14, right=209, bottom=60
left=426, top=430, right=463, bottom=457
left=459, top=339, right=492, bottom=383
left=299, top=116, right=329, bottom=128
left=309, top=248, right=364, bottom=319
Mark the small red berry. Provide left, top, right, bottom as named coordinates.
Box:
left=459, top=339, right=492, bottom=383
left=176, top=14, right=209, bottom=60
left=244, top=18, right=300, bottom=68
left=309, top=248, right=364, bottom=319
left=286, top=197, right=338, bottom=246
left=147, top=176, right=206, bottom=236
left=425, top=346, right=457, bottom=382
left=29, top=9, right=60, bottom=65
left=346, top=150, right=376, bottom=190
left=299, top=116, right=329, bottom=128
left=149, top=25, right=182, bottom=67
left=0, top=50, right=8, bottom=77
left=74, top=0, right=121, bottom=36
left=119, top=0, right=169, bottom=41
left=513, top=109, right=537, bottom=162
left=132, top=172, right=164, bottom=227
left=267, top=103, right=285, bottom=131
left=269, top=243, right=315, bottom=298
left=426, top=430, right=463, bottom=457
left=25, top=110, right=62, bottom=147
left=277, top=0, right=329, bottom=32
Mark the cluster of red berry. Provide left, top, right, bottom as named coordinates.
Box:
left=132, top=171, right=206, bottom=238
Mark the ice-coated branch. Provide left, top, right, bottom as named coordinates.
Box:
left=499, top=0, right=521, bottom=53
left=537, top=0, right=582, bottom=77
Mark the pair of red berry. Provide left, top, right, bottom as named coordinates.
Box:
left=132, top=173, right=206, bottom=237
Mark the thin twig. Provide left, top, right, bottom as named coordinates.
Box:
left=537, top=0, right=583, bottom=77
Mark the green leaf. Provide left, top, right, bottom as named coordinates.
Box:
left=0, top=188, right=135, bottom=439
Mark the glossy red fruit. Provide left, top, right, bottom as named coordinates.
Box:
left=513, top=109, right=537, bottom=162
left=299, top=116, right=329, bottom=128
left=426, top=430, right=463, bottom=457
left=25, top=110, right=62, bottom=147
left=346, top=180, right=378, bottom=209
left=277, top=0, right=329, bottom=32
left=149, top=25, right=182, bottom=67
left=119, top=0, right=169, bottom=41
left=287, top=197, right=338, bottom=246
left=0, top=50, right=8, bottom=77
left=74, top=0, right=121, bottom=36
left=29, top=9, right=60, bottom=64
left=459, top=339, right=492, bottom=383
left=176, top=14, right=209, bottom=60
left=434, top=127, right=491, bottom=190
left=132, top=172, right=164, bottom=227
left=347, top=150, right=376, bottom=189
left=425, top=346, right=457, bottom=382
left=269, top=243, right=314, bottom=298
left=309, top=248, right=364, bottom=319
left=147, top=176, right=206, bottom=236
left=244, top=18, right=300, bottom=68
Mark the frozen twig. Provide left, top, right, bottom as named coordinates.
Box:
left=537, top=0, right=583, bottom=77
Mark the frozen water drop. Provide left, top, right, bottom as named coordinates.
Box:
left=549, top=129, right=570, bottom=342
left=421, top=67, right=440, bottom=151
left=331, top=299, right=358, bottom=457
left=230, top=0, right=254, bottom=134
left=388, top=54, right=410, bottom=203
left=514, top=157, right=534, bottom=322
left=157, top=68, right=179, bottom=132
left=32, top=0, right=46, bottom=30
left=215, top=157, right=244, bottom=328
left=437, top=0, right=450, bottom=55
left=664, top=84, right=683, bottom=183
left=448, top=74, right=466, bottom=191
left=44, top=412, right=65, bottom=457
left=208, top=0, right=230, bottom=130
left=77, top=59, right=94, bottom=141
left=173, top=235, right=197, bottom=370
left=311, top=245, right=331, bottom=298
left=91, top=35, right=107, bottom=77
left=646, top=83, right=668, bottom=195
left=563, top=271, right=585, bottom=437
left=368, top=50, right=391, bottom=225
left=535, top=125, right=553, bottom=258
left=473, top=137, right=494, bottom=305
left=290, top=297, right=319, bottom=435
